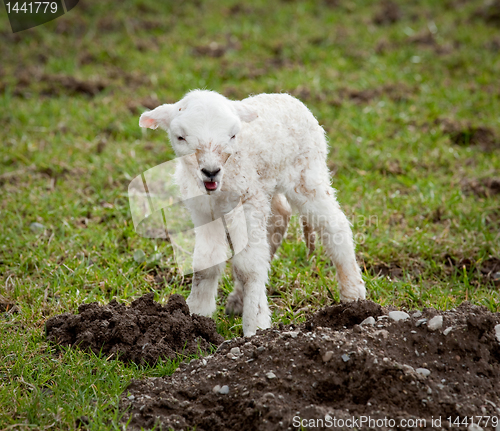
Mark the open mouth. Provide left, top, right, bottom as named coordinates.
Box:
left=204, top=181, right=218, bottom=191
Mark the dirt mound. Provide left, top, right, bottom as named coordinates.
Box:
left=121, top=301, right=500, bottom=431
left=305, top=300, right=384, bottom=330
left=45, top=293, right=223, bottom=365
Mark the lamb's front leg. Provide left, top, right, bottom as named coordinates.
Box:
left=232, top=253, right=271, bottom=336
left=186, top=219, right=228, bottom=317
left=231, top=207, right=272, bottom=336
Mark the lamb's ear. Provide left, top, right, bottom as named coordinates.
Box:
left=232, top=101, right=258, bottom=123
left=139, top=104, right=175, bottom=130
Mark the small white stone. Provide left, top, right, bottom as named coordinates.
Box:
left=282, top=331, right=299, bottom=338
left=427, top=316, right=443, bottom=331
left=416, top=318, right=427, bottom=327
left=266, top=372, right=276, bottom=379
left=212, top=385, right=221, bottom=393
left=443, top=327, right=453, bottom=336
left=230, top=347, right=241, bottom=356
left=412, top=311, right=422, bottom=318
left=322, top=351, right=334, bottom=362
left=416, top=368, right=431, bottom=377
left=468, top=424, right=483, bottom=431
left=360, top=316, right=376, bottom=326
left=374, top=329, right=389, bottom=339
left=494, top=324, right=500, bottom=343
left=219, top=385, right=229, bottom=395
left=402, top=364, right=415, bottom=374
left=389, top=311, right=410, bottom=322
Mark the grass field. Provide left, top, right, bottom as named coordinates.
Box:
left=1, top=0, right=499, bottom=428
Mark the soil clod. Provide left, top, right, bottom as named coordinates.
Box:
left=45, top=293, right=223, bottom=365
left=305, top=300, right=384, bottom=330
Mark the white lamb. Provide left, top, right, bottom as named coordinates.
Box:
left=139, top=90, right=366, bottom=336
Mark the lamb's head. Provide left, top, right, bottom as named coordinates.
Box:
left=139, top=90, right=257, bottom=193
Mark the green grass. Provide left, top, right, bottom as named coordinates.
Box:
left=1, top=0, right=499, bottom=428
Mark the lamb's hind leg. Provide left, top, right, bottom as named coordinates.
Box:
left=267, top=194, right=292, bottom=259
left=225, top=266, right=244, bottom=316
left=268, top=193, right=315, bottom=258
left=301, top=217, right=316, bottom=257
left=287, top=185, right=366, bottom=301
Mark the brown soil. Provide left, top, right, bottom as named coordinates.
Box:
left=367, top=262, right=406, bottom=280
left=439, top=119, right=500, bottom=152
left=45, top=293, right=223, bottom=365
left=289, top=83, right=414, bottom=107
left=462, top=177, right=500, bottom=198
left=121, top=300, right=500, bottom=431
left=407, top=31, right=456, bottom=55
left=445, top=255, right=500, bottom=285
left=14, top=70, right=107, bottom=98
left=373, top=1, right=402, bottom=25
left=193, top=38, right=241, bottom=58
left=474, top=0, right=500, bottom=26
left=0, top=296, right=18, bottom=313
left=127, top=96, right=162, bottom=114
left=367, top=255, right=500, bottom=286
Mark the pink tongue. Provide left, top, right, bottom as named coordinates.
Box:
left=204, top=181, right=217, bottom=190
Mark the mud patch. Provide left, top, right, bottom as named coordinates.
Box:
left=367, top=262, right=406, bottom=280
left=474, top=0, right=500, bottom=26
left=14, top=70, right=107, bottom=98
left=45, top=293, right=223, bottom=365
left=0, top=295, right=19, bottom=313
left=439, top=119, right=500, bottom=152
left=121, top=301, right=500, bottom=430
left=462, top=177, right=500, bottom=198
left=42, top=75, right=107, bottom=97
left=193, top=38, right=241, bottom=58
left=127, top=96, right=162, bottom=114
left=445, top=255, right=500, bottom=285
left=407, top=31, right=456, bottom=55
left=373, top=0, right=402, bottom=25
left=289, top=83, right=415, bottom=107
left=337, top=84, right=413, bottom=104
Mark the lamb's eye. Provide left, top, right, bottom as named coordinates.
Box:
left=230, top=135, right=236, bottom=140
left=177, top=136, right=185, bottom=141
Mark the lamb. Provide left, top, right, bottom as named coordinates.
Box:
left=139, top=90, right=366, bottom=336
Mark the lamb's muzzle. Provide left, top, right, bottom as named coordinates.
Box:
left=139, top=89, right=366, bottom=336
